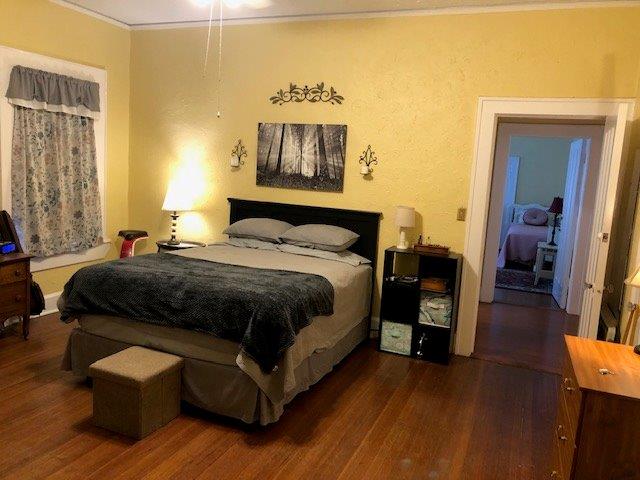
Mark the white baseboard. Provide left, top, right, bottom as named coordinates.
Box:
left=38, top=291, right=62, bottom=317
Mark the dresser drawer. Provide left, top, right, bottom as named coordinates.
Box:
left=556, top=395, right=577, bottom=478
left=0, top=281, right=28, bottom=314
left=550, top=435, right=565, bottom=479
left=0, top=261, right=28, bottom=285
left=561, top=355, right=582, bottom=430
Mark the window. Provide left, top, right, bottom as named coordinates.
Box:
left=0, top=46, right=108, bottom=272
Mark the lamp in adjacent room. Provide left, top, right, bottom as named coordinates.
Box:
left=395, top=206, right=415, bottom=250
left=162, top=179, right=195, bottom=245
left=547, top=197, right=563, bottom=246
left=625, top=265, right=640, bottom=355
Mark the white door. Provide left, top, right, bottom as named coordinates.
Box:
left=579, top=104, right=630, bottom=338
left=552, top=139, right=585, bottom=308
left=500, top=155, right=520, bottom=246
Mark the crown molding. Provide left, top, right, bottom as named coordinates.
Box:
left=48, top=0, right=131, bottom=29
left=49, top=0, right=640, bottom=31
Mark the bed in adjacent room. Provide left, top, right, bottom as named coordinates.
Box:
left=60, top=198, right=380, bottom=425
left=497, top=203, right=549, bottom=268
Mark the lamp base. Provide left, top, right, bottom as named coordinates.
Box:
left=396, top=229, right=410, bottom=250
left=167, top=211, right=180, bottom=246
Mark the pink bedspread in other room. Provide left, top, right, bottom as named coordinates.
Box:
left=497, top=223, right=548, bottom=268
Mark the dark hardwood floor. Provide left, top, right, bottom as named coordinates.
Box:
left=0, top=314, right=558, bottom=479
left=474, top=301, right=578, bottom=374
left=493, top=288, right=560, bottom=310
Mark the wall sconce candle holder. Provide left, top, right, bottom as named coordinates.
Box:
left=359, top=145, right=378, bottom=175
left=231, top=139, right=247, bottom=168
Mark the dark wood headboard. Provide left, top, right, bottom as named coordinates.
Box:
left=228, top=198, right=382, bottom=270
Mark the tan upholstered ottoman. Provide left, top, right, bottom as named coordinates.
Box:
left=89, top=346, right=184, bottom=439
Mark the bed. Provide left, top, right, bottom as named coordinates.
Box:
left=497, top=203, right=549, bottom=268
left=60, top=198, right=381, bottom=425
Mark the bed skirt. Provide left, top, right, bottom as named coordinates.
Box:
left=62, top=318, right=368, bottom=425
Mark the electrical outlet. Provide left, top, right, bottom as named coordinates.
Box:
left=457, top=208, right=467, bottom=221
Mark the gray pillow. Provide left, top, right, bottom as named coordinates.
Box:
left=280, top=224, right=359, bottom=252
left=224, top=237, right=279, bottom=250
left=223, top=218, right=293, bottom=243
left=277, top=243, right=371, bottom=266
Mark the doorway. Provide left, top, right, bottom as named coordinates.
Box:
left=455, top=98, right=634, bottom=358
left=474, top=122, right=604, bottom=371
left=480, top=123, right=604, bottom=314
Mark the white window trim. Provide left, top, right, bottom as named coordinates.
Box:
left=0, top=45, right=110, bottom=272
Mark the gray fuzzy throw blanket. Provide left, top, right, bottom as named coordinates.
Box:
left=60, top=253, right=334, bottom=372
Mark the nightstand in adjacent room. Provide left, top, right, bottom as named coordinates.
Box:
left=156, top=240, right=207, bottom=253
left=0, top=253, right=32, bottom=339
left=534, top=241, right=558, bottom=286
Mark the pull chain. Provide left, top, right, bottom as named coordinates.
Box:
left=203, top=0, right=214, bottom=76
left=203, top=0, right=223, bottom=118
left=217, top=0, right=223, bottom=118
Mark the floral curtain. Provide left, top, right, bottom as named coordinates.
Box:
left=11, top=106, right=102, bottom=257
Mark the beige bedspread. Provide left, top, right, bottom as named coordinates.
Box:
left=74, top=244, right=371, bottom=403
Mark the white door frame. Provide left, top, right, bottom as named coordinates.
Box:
left=456, top=97, right=635, bottom=356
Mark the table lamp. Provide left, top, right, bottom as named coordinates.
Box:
left=547, top=197, right=563, bottom=246
left=625, top=264, right=640, bottom=355
left=162, top=179, right=194, bottom=245
left=395, top=206, right=415, bottom=250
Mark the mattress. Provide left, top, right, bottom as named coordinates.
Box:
left=63, top=244, right=372, bottom=421
left=497, top=223, right=548, bottom=268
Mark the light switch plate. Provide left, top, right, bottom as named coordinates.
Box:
left=457, top=208, right=467, bottom=221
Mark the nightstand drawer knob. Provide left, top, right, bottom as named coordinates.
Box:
left=15, top=295, right=22, bottom=302
left=14, top=269, right=21, bottom=276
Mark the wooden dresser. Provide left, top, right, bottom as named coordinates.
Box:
left=551, top=335, right=640, bottom=479
left=0, top=253, right=32, bottom=339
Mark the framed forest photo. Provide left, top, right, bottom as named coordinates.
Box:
left=257, top=123, right=347, bottom=192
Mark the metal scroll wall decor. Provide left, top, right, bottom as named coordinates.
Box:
left=270, top=83, right=344, bottom=105
left=230, top=139, right=247, bottom=168
left=359, top=145, right=378, bottom=175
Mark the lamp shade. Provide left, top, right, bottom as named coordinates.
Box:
left=395, top=206, right=415, bottom=228
left=626, top=264, right=640, bottom=288
left=548, top=197, right=564, bottom=214
left=162, top=178, right=195, bottom=212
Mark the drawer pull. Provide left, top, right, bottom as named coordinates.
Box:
left=15, top=295, right=22, bottom=302
left=563, top=378, right=575, bottom=392
left=14, top=269, right=21, bottom=277
left=557, top=424, right=567, bottom=441
left=551, top=472, right=560, bottom=479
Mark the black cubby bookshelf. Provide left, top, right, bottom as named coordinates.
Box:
left=378, top=246, right=462, bottom=364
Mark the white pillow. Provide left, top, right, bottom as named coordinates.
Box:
left=277, top=243, right=371, bottom=267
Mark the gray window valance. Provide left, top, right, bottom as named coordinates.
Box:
left=5, top=65, right=100, bottom=119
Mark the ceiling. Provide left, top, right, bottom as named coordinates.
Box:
left=55, top=0, right=618, bottom=27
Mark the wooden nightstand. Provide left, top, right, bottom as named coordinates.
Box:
left=156, top=240, right=207, bottom=253
left=0, top=253, right=32, bottom=339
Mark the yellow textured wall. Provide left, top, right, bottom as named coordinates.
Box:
left=0, top=0, right=130, bottom=294
left=129, top=7, right=640, bottom=315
